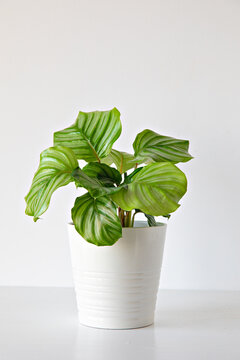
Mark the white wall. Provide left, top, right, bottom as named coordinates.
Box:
left=0, top=0, right=239, bottom=289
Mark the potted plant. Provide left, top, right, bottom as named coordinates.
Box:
left=25, top=108, right=192, bottom=329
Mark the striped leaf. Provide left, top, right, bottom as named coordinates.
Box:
left=54, top=108, right=122, bottom=162
left=72, top=168, right=122, bottom=198
left=25, top=146, right=78, bottom=221
left=101, top=149, right=137, bottom=173
left=71, top=193, right=122, bottom=246
left=144, top=214, right=157, bottom=226
left=111, top=162, right=187, bottom=216
left=133, top=129, right=193, bottom=164
left=82, top=162, right=122, bottom=186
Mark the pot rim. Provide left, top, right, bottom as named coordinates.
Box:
left=68, top=220, right=167, bottom=229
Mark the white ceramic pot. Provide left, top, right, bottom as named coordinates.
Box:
left=68, top=221, right=166, bottom=329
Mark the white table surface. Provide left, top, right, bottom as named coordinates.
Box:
left=0, top=287, right=239, bottom=360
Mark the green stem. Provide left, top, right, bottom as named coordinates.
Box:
left=131, top=210, right=137, bottom=227
left=125, top=211, right=132, bottom=227
left=118, top=208, right=133, bottom=227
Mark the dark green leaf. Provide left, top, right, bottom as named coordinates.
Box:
left=124, top=167, right=143, bottom=184
left=72, top=168, right=121, bottom=198
left=144, top=214, right=157, bottom=227
left=82, top=162, right=122, bottom=186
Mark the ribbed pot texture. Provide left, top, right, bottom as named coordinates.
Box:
left=68, top=221, right=166, bottom=329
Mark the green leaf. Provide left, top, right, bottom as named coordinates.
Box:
left=144, top=214, right=157, bottom=227
left=82, top=162, right=122, bottom=186
left=124, top=167, right=143, bottom=184
left=54, top=108, right=122, bottom=162
left=72, top=168, right=121, bottom=198
left=101, top=149, right=137, bottom=173
left=163, top=214, right=171, bottom=219
left=133, top=129, right=193, bottom=164
left=71, top=193, right=122, bottom=246
left=111, top=162, right=187, bottom=216
left=25, top=146, right=78, bottom=221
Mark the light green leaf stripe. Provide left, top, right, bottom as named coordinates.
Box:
left=72, top=168, right=122, bottom=198
left=25, top=146, right=78, bottom=221
left=133, top=129, right=193, bottom=164
left=72, top=193, right=122, bottom=246
left=54, top=108, right=122, bottom=162
left=111, top=162, right=187, bottom=216
left=82, top=162, right=122, bottom=186
left=101, top=149, right=137, bottom=173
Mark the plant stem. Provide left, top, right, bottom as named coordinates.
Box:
left=118, top=207, right=125, bottom=227
left=131, top=210, right=137, bottom=227
left=125, top=211, right=132, bottom=227
left=118, top=208, right=133, bottom=227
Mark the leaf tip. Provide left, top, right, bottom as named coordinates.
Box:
left=112, top=107, right=121, bottom=116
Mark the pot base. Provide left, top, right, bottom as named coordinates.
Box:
left=78, top=319, right=153, bottom=330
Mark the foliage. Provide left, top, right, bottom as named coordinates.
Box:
left=25, top=108, right=192, bottom=246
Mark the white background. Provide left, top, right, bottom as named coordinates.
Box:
left=0, top=0, right=239, bottom=289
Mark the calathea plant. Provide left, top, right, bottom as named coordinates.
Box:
left=25, top=108, right=192, bottom=246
